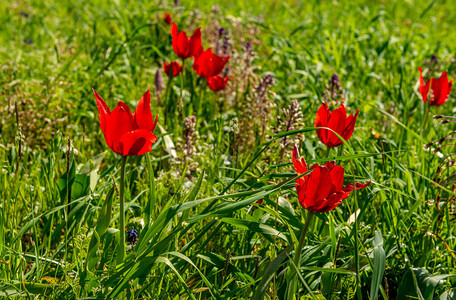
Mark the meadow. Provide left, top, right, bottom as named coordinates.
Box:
left=1, top=0, right=456, bottom=299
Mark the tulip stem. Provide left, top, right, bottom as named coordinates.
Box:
left=325, top=146, right=331, bottom=158
left=287, top=211, right=314, bottom=299
left=117, top=155, right=127, bottom=264
left=179, top=59, right=185, bottom=120
left=422, top=104, right=430, bottom=134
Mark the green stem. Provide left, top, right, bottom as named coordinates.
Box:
left=325, top=146, right=331, bottom=158
left=145, top=153, right=155, bottom=227
left=288, top=211, right=314, bottom=299
left=338, top=144, right=344, bottom=159
left=189, top=71, right=196, bottom=115
left=164, top=75, right=173, bottom=127
left=197, top=84, right=206, bottom=118
left=117, top=155, right=127, bottom=264
left=179, top=59, right=185, bottom=120
left=422, top=104, right=430, bottom=135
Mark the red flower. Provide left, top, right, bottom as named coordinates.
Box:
left=193, top=48, right=229, bottom=79
left=94, top=89, right=158, bottom=156
left=207, top=75, right=229, bottom=91
left=255, top=199, right=264, bottom=205
left=292, top=146, right=370, bottom=213
left=171, top=23, right=203, bottom=60
left=315, top=102, right=359, bottom=148
left=419, top=67, right=453, bottom=106
left=163, top=13, right=172, bottom=25
left=163, top=61, right=183, bottom=77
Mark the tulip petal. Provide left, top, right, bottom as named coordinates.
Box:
left=207, top=75, right=229, bottom=92
left=431, top=71, right=452, bottom=106
left=171, top=23, right=179, bottom=56
left=303, top=166, right=332, bottom=208
left=321, top=191, right=347, bottom=211
left=188, top=28, right=203, bottom=58
left=171, top=23, right=178, bottom=39
left=341, top=181, right=371, bottom=194
left=315, top=103, right=330, bottom=145
left=295, top=183, right=302, bottom=196
left=119, top=129, right=157, bottom=156
left=93, top=89, right=111, bottom=132
left=354, top=181, right=372, bottom=190
left=105, top=102, right=135, bottom=154
left=193, top=49, right=229, bottom=78
left=292, top=145, right=308, bottom=174
left=329, top=164, right=344, bottom=192
left=93, top=89, right=112, bottom=149
left=163, top=61, right=183, bottom=77
left=342, top=109, right=359, bottom=142
left=326, top=105, right=346, bottom=147
left=419, top=67, right=431, bottom=104
left=177, top=31, right=189, bottom=58
left=133, top=90, right=155, bottom=131
left=212, top=56, right=230, bottom=76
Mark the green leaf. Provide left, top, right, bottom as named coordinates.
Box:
left=56, top=158, right=76, bottom=204
left=156, top=256, right=197, bottom=300
left=219, top=217, right=288, bottom=243
left=440, top=288, right=456, bottom=300
left=166, top=251, right=219, bottom=300
left=144, top=153, right=156, bottom=227
left=252, top=245, right=292, bottom=300
left=87, top=187, right=114, bottom=271
left=397, top=267, right=456, bottom=300
left=370, top=231, right=386, bottom=300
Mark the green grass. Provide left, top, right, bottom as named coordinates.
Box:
left=1, top=0, right=456, bottom=299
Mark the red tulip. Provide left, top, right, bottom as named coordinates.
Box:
left=419, top=67, right=453, bottom=106
left=292, top=146, right=370, bottom=213
left=207, top=75, right=229, bottom=92
left=255, top=199, right=264, bottom=205
left=94, top=89, right=158, bottom=156
left=171, top=23, right=203, bottom=60
left=163, top=61, right=183, bottom=77
left=193, top=48, right=229, bottom=79
left=163, top=13, right=172, bottom=25
left=315, top=102, right=359, bottom=148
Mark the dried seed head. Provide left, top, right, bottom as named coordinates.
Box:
left=263, top=74, right=274, bottom=86
left=212, top=4, right=220, bottom=14
left=222, top=34, right=231, bottom=56
left=229, top=117, right=239, bottom=135
left=424, top=142, right=433, bottom=149
left=430, top=113, right=456, bottom=217
left=222, top=67, right=230, bottom=77
left=324, top=73, right=344, bottom=106
left=330, top=74, right=340, bottom=86
left=181, top=116, right=199, bottom=164
left=155, top=69, right=165, bottom=94
left=183, top=115, right=197, bottom=131
left=275, top=99, right=304, bottom=155
left=255, top=74, right=274, bottom=100
left=243, top=42, right=254, bottom=66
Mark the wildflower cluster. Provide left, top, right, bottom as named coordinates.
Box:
left=164, top=22, right=231, bottom=92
